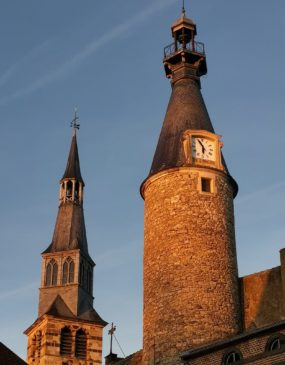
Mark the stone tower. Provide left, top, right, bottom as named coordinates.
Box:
left=141, top=9, right=242, bottom=365
left=25, top=119, right=107, bottom=365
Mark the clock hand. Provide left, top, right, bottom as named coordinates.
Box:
left=198, top=139, right=206, bottom=154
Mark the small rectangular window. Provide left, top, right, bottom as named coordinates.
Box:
left=201, top=177, right=212, bottom=193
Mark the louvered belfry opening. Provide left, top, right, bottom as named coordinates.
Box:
left=60, top=327, right=72, bottom=356
left=75, top=329, right=87, bottom=358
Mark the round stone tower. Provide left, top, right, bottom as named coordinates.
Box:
left=141, top=9, right=242, bottom=365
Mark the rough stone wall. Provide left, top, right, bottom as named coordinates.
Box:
left=26, top=316, right=103, bottom=365
left=184, top=328, right=285, bottom=365
left=142, top=168, right=241, bottom=365
left=241, top=267, right=283, bottom=330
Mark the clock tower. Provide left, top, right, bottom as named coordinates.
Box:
left=141, top=8, right=241, bottom=365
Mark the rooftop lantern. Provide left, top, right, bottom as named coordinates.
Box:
left=163, top=6, right=207, bottom=80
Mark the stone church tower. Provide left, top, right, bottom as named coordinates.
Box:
left=141, top=9, right=242, bottom=365
left=25, top=120, right=107, bottom=365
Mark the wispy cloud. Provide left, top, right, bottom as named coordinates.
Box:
left=0, top=281, right=38, bottom=301
left=0, top=39, right=52, bottom=89
left=0, top=0, right=176, bottom=106
left=236, top=180, right=285, bottom=205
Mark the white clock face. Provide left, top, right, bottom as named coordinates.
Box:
left=192, top=137, right=216, bottom=161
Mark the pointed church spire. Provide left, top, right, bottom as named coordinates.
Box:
left=25, top=113, right=106, bottom=365
left=43, top=114, right=89, bottom=255
left=62, top=110, right=84, bottom=184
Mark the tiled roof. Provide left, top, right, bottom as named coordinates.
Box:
left=0, top=342, right=27, bottom=365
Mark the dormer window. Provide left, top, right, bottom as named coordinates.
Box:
left=223, top=351, right=242, bottom=364
left=266, top=334, right=285, bottom=352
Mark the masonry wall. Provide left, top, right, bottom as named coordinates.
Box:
left=142, top=168, right=242, bottom=365
left=26, top=316, right=103, bottom=365
left=241, top=266, right=283, bottom=330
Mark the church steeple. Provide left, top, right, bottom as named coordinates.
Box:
left=62, top=111, right=84, bottom=185
left=44, top=114, right=89, bottom=256
left=25, top=115, right=106, bottom=365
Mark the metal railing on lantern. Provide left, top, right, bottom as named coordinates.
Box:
left=164, top=40, right=205, bottom=59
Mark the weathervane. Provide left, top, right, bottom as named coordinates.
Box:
left=70, top=108, right=80, bottom=135
left=108, top=322, right=116, bottom=354
left=182, top=0, right=186, bottom=17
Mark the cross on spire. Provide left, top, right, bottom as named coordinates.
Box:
left=108, top=322, right=116, bottom=354
left=70, top=108, right=80, bottom=135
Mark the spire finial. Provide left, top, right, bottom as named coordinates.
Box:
left=70, top=108, right=80, bottom=136
left=108, top=323, right=116, bottom=354
left=182, top=0, right=186, bottom=17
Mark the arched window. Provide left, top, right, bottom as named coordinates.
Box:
left=75, top=329, right=87, bottom=358
left=60, top=327, right=72, bottom=356
left=223, top=351, right=242, bottom=364
left=62, top=257, right=75, bottom=284
left=75, top=181, right=80, bottom=199
left=69, top=260, right=74, bottom=283
left=66, top=180, right=73, bottom=198
left=45, top=259, right=58, bottom=286
left=46, top=263, right=52, bottom=286
left=266, top=335, right=285, bottom=352
left=52, top=262, right=58, bottom=285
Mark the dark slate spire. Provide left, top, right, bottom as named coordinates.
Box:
left=62, top=113, right=84, bottom=184
left=44, top=202, right=89, bottom=255
left=149, top=78, right=215, bottom=175
left=43, top=121, right=90, bottom=257
left=147, top=10, right=238, bottom=196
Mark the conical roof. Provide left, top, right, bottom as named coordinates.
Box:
left=62, top=132, right=84, bottom=184
left=149, top=78, right=215, bottom=175
left=147, top=78, right=238, bottom=196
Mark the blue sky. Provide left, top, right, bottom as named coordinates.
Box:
left=0, top=0, right=285, bottom=361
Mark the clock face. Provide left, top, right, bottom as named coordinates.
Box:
left=192, top=137, right=216, bottom=161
